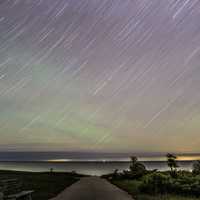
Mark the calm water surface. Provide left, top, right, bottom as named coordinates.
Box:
left=0, top=161, right=195, bottom=176
left=0, top=152, right=198, bottom=175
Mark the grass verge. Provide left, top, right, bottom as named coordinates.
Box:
left=0, top=170, right=83, bottom=200
left=112, top=180, right=200, bottom=200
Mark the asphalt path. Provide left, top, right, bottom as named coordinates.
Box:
left=50, top=177, right=133, bottom=200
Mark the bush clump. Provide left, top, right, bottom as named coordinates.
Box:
left=140, top=172, right=172, bottom=195
left=139, top=172, right=200, bottom=196
left=104, top=155, right=200, bottom=198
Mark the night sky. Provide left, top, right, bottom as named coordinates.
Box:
left=0, top=0, right=200, bottom=153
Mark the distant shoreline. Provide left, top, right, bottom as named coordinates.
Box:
left=0, top=152, right=199, bottom=163
left=0, top=160, right=195, bottom=175
left=0, top=160, right=198, bottom=163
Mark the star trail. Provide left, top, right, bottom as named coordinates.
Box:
left=0, top=0, right=200, bottom=153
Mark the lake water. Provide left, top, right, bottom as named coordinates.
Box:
left=0, top=152, right=198, bottom=175
left=0, top=161, right=195, bottom=176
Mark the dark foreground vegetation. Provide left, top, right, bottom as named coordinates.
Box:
left=0, top=170, right=83, bottom=200
left=102, top=154, right=200, bottom=200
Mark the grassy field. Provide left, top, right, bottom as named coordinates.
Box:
left=112, top=180, right=200, bottom=200
left=0, top=170, right=82, bottom=200
left=134, top=194, right=200, bottom=200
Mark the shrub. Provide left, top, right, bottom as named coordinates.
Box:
left=171, top=175, right=200, bottom=196
left=127, top=156, right=147, bottom=179
left=193, top=161, right=200, bottom=175
left=139, top=173, right=172, bottom=195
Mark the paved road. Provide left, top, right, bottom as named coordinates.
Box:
left=50, top=177, right=133, bottom=200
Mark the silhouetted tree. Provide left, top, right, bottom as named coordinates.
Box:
left=130, top=156, right=145, bottom=171
left=193, top=160, right=200, bottom=175
left=166, top=153, right=178, bottom=177
left=128, top=156, right=146, bottom=178
left=166, top=153, right=178, bottom=171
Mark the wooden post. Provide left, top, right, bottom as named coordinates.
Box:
left=0, top=192, right=3, bottom=200
left=26, top=194, right=32, bottom=200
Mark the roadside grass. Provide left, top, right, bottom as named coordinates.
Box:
left=0, top=170, right=83, bottom=200
left=112, top=180, right=200, bottom=200
left=112, top=179, right=141, bottom=195
left=136, top=195, right=200, bottom=200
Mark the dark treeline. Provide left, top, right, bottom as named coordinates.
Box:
left=102, top=154, right=200, bottom=197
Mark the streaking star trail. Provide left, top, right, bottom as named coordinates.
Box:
left=0, top=0, right=200, bottom=153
